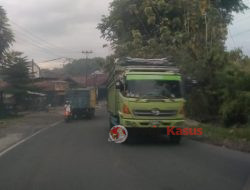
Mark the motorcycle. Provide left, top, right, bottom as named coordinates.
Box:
left=64, top=104, right=72, bottom=122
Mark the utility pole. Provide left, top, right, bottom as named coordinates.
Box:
left=81, top=50, right=93, bottom=87
left=204, top=12, right=208, bottom=51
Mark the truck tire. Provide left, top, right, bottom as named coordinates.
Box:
left=86, top=113, right=91, bottom=119
left=86, top=109, right=95, bottom=119
left=91, top=109, right=95, bottom=118
left=109, top=116, right=113, bottom=129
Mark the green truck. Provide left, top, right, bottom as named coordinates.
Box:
left=107, top=57, right=185, bottom=142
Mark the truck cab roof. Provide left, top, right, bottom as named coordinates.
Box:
left=115, top=57, right=180, bottom=74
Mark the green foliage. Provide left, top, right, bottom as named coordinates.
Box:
left=185, top=89, right=215, bottom=122
left=1, top=52, right=30, bottom=105
left=41, top=57, right=105, bottom=78
left=63, top=57, right=105, bottom=76
left=0, top=6, right=31, bottom=110
left=188, top=123, right=250, bottom=153
left=184, top=49, right=250, bottom=125
left=103, top=55, right=116, bottom=72
left=98, top=0, right=250, bottom=126
left=217, top=60, right=250, bottom=126
left=0, top=6, right=14, bottom=61
left=98, top=0, right=246, bottom=58
left=220, top=94, right=250, bottom=126
left=212, top=0, right=248, bottom=13
left=2, top=52, right=30, bottom=84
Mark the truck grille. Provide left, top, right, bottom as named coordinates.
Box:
left=133, top=109, right=177, bottom=117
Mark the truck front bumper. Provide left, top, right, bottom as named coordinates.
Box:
left=119, top=118, right=185, bottom=128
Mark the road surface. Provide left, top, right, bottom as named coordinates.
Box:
left=0, top=107, right=249, bottom=190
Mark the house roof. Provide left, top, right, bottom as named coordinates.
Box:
left=86, top=73, right=108, bottom=87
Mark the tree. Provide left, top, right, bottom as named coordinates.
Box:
left=40, top=57, right=105, bottom=78
left=0, top=6, right=14, bottom=63
left=98, top=0, right=250, bottom=125
left=98, top=0, right=246, bottom=58
left=1, top=52, right=30, bottom=106
left=63, top=57, right=105, bottom=76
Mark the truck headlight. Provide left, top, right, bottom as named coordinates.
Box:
left=122, top=104, right=131, bottom=115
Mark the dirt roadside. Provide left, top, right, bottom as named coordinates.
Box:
left=0, top=107, right=63, bottom=153
left=184, top=120, right=250, bottom=153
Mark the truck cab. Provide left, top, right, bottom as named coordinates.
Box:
left=107, top=58, right=185, bottom=140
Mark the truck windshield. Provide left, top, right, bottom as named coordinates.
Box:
left=125, top=80, right=182, bottom=99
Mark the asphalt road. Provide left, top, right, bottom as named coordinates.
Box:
left=0, top=107, right=250, bottom=190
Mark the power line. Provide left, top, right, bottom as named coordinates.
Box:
left=231, top=28, right=250, bottom=37
left=233, top=15, right=250, bottom=23
left=228, top=29, right=237, bottom=48
left=10, top=20, right=79, bottom=54
left=10, top=22, right=62, bottom=52
left=13, top=30, right=65, bottom=58
left=13, top=27, right=64, bottom=55
left=37, top=57, right=65, bottom=64
left=11, top=27, right=76, bottom=61
left=13, top=32, right=76, bottom=65
left=38, top=57, right=75, bottom=64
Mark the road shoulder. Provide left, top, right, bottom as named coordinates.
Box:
left=0, top=107, right=63, bottom=153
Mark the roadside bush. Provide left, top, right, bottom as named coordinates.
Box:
left=185, top=89, right=220, bottom=122
left=220, top=93, right=250, bottom=127
left=184, top=51, right=250, bottom=126
left=218, top=62, right=250, bottom=127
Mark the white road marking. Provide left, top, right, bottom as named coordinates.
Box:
left=243, top=176, right=250, bottom=190
left=0, top=120, right=62, bottom=158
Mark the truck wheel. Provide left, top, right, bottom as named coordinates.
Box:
left=86, top=113, right=91, bottom=119
left=91, top=109, right=95, bottom=118
left=124, top=128, right=132, bottom=143
left=170, top=135, right=182, bottom=144
left=109, top=116, right=120, bottom=129
left=64, top=117, right=70, bottom=123
left=86, top=109, right=95, bottom=119
left=109, top=117, right=113, bottom=129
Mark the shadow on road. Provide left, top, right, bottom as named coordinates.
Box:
left=124, top=134, right=184, bottom=147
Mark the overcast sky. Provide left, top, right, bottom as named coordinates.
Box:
left=226, top=0, right=250, bottom=55
left=0, top=0, right=113, bottom=68
left=0, top=0, right=250, bottom=69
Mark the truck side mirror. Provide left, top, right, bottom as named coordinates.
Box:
left=115, top=81, right=123, bottom=90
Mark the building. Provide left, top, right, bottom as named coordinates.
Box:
left=69, top=76, right=86, bottom=87
left=86, top=70, right=108, bottom=87
left=34, top=78, right=69, bottom=106
left=67, top=71, right=108, bottom=88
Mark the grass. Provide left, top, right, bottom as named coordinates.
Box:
left=186, top=122, right=250, bottom=152
left=199, top=124, right=250, bottom=143
left=0, top=115, right=23, bottom=127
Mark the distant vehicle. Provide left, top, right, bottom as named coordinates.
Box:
left=107, top=57, right=185, bottom=143
left=65, top=88, right=96, bottom=122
